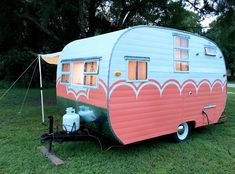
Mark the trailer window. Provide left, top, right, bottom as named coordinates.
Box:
left=72, top=62, right=84, bottom=85
left=61, top=63, right=70, bottom=83
left=84, top=61, right=98, bottom=86
left=84, top=62, right=98, bottom=73
left=84, top=75, right=97, bottom=86
left=71, top=61, right=99, bottom=87
left=128, top=61, right=147, bottom=80
left=175, top=36, right=188, bottom=48
left=175, top=49, right=188, bottom=59
left=205, top=46, right=216, bottom=56
left=175, top=62, right=189, bottom=71
left=174, top=36, right=189, bottom=72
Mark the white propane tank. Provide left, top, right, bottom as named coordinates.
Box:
left=63, top=107, right=80, bottom=132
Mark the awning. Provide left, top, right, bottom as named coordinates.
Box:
left=39, top=52, right=61, bottom=65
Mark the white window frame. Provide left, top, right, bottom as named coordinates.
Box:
left=173, top=34, right=190, bottom=73
left=125, top=56, right=149, bottom=82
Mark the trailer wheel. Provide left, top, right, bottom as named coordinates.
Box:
left=173, top=122, right=190, bottom=142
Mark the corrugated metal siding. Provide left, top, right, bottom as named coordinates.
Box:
left=109, top=84, right=182, bottom=144
left=108, top=26, right=226, bottom=144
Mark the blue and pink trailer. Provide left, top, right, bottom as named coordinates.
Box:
left=41, top=25, right=227, bottom=144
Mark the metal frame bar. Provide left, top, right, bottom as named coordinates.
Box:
left=38, top=55, right=45, bottom=123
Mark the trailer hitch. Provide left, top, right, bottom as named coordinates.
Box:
left=40, top=116, right=116, bottom=152
left=39, top=116, right=102, bottom=165
left=39, top=116, right=121, bottom=165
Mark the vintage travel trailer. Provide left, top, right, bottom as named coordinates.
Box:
left=41, top=25, right=227, bottom=145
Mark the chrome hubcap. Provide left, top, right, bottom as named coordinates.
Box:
left=178, top=125, right=185, bottom=135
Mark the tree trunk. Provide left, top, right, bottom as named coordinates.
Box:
left=87, top=1, right=98, bottom=37
left=21, top=14, right=62, bottom=43
left=78, top=0, right=87, bottom=38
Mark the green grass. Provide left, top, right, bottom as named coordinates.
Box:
left=228, top=87, right=235, bottom=93
left=0, top=88, right=235, bottom=174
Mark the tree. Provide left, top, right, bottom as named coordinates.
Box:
left=1, top=0, right=225, bottom=87
left=96, top=0, right=202, bottom=33
left=205, top=8, right=235, bottom=78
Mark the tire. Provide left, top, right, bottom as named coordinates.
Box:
left=173, top=122, right=190, bottom=143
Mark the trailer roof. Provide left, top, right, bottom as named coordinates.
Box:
left=58, top=25, right=219, bottom=62
left=60, top=28, right=129, bottom=61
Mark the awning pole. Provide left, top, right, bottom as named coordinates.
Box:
left=38, top=55, right=45, bottom=123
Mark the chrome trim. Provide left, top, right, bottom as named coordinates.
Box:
left=61, top=56, right=102, bottom=63
left=177, top=125, right=185, bottom=135
left=172, top=32, right=190, bottom=39
left=124, top=56, right=150, bottom=61
left=203, top=104, right=217, bottom=109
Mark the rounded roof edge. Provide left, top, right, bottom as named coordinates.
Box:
left=60, top=28, right=129, bottom=60
left=60, top=25, right=222, bottom=61
left=115, top=25, right=220, bottom=48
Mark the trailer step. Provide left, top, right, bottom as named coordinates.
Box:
left=38, top=146, right=64, bottom=166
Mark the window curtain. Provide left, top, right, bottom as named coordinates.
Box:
left=72, top=62, right=84, bottom=85
left=128, top=61, right=137, bottom=80
left=137, top=61, right=147, bottom=80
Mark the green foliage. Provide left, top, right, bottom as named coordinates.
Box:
left=0, top=48, right=56, bottom=88
left=0, top=49, right=36, bottom=86
left=0, top=0, right=233, bottom=86
left=0, top=88, right=235, bottom=173
left=205, top=8, right=235, bottom=78
left=159, top=2, right=202, bottom=33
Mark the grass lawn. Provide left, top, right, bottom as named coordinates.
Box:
left=0, top=88, right=235, bottom=174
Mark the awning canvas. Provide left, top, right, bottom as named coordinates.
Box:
left=39, top=52, right=61, bottom=65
